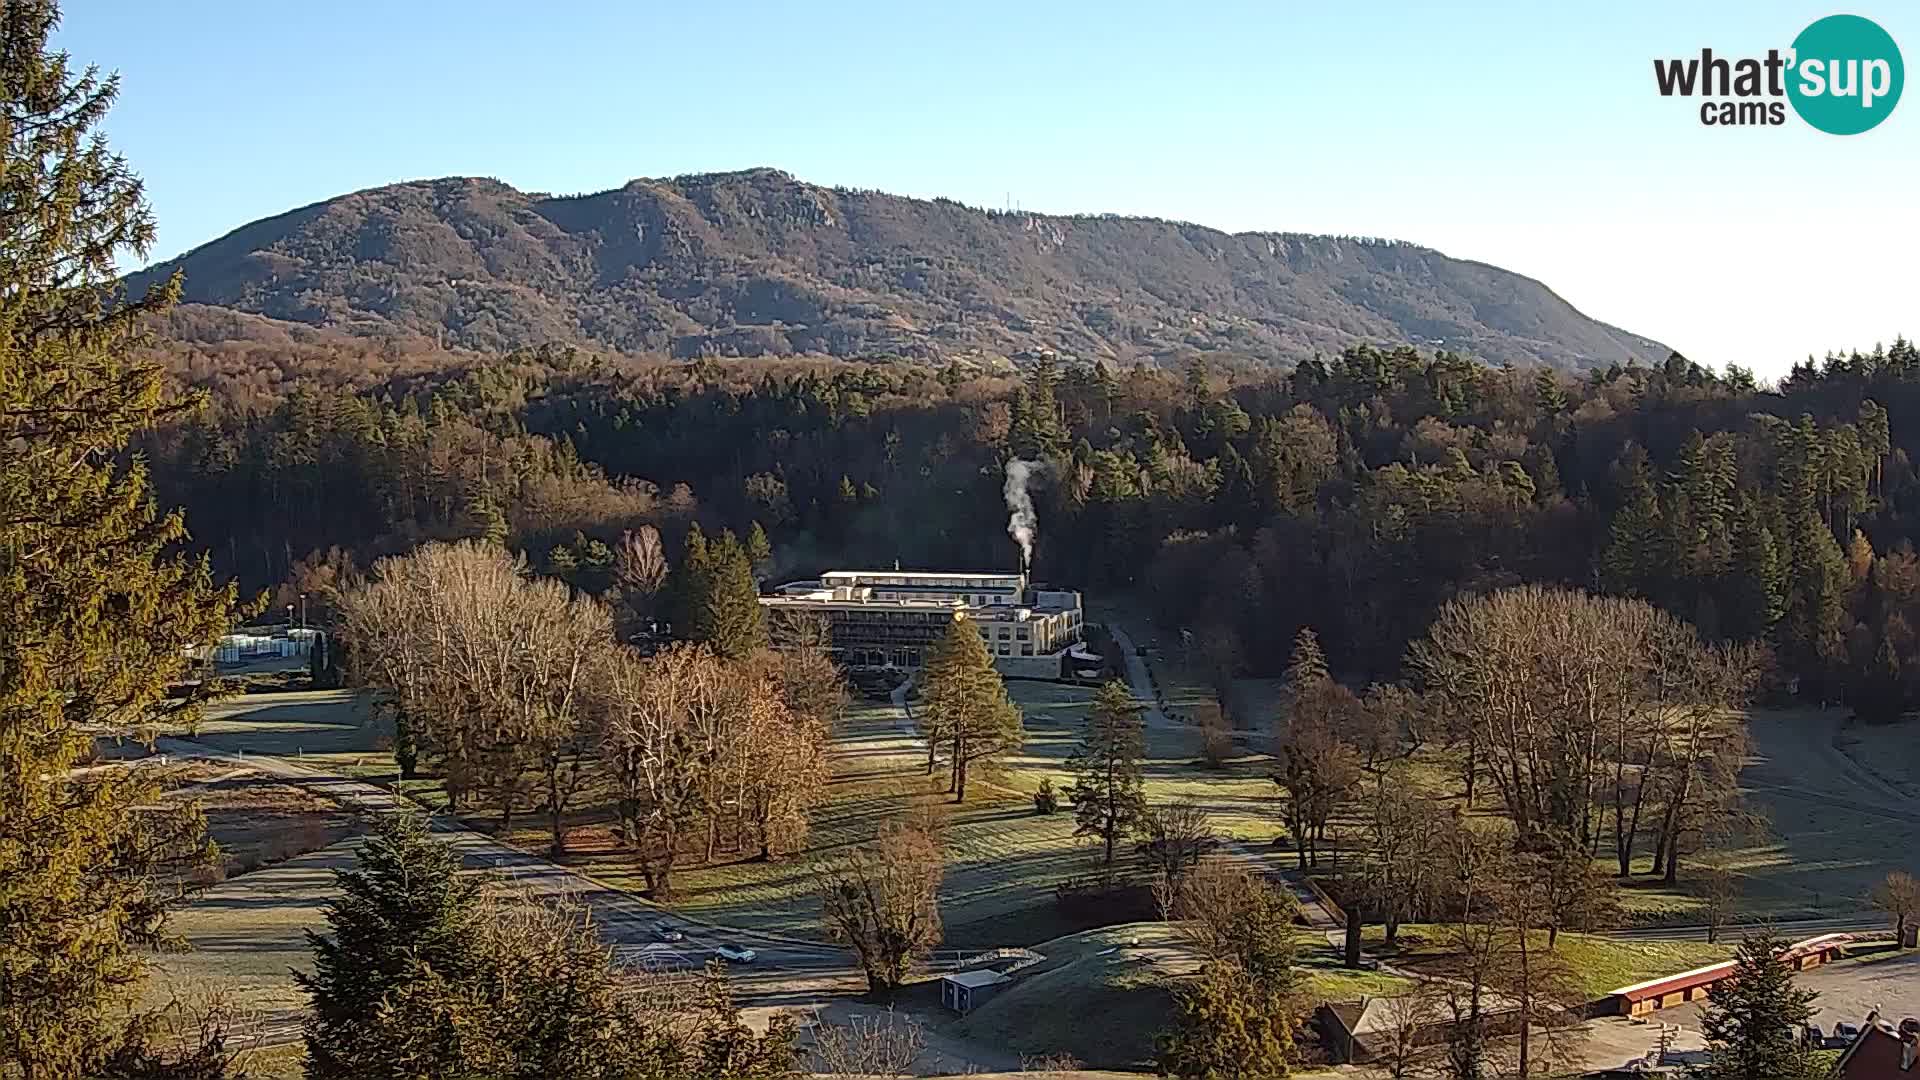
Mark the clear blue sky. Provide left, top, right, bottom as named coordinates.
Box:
left=60, top=1, right=1918, bottom=377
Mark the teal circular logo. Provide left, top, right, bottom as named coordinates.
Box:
left=1787, top=14, right=1904, bottom=134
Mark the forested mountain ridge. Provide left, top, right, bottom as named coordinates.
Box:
left=127, top=168, right=1669, bottom=371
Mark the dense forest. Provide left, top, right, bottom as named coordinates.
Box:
left=147, top=334, right=1920, bottom=717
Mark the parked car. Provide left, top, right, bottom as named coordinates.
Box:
left=714, top=943, right=756, bottom=964
left=1832, top=1023, right=1860, bottom=1049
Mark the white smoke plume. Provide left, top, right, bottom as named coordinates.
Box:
left=1004, top=458, right=1049, bottom=569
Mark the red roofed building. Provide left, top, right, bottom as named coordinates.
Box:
left=1834, top=1016, right=1920, bottom=1079
left=1603, top=934, right=1854, bottom=1017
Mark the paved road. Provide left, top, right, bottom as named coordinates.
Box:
left=153, top=736, right=853, bottom=975
left=1105, top=624, right=1169, bottom=728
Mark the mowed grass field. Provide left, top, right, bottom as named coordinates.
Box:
left=504, top=678, right=1292, bottom=949
left=1697, top=707, right=1920, bottom=921
left=946, top=922, right=1410, bottom=1071
left=143, top=839, right=360, bottom=1021
left=176, top=651, right=1920, bottom=951
left=1361, top=924, right=1735, bottom=1002
left=514, top=697, right=1091, bottom=947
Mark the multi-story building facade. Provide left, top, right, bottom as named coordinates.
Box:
left=761, top=569, right=1084, bottom=677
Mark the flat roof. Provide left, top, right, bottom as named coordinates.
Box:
left=824, top=570, right=1022, bottom=580
left=760, top=596, right=1075, bottom=618
left=942, top=969, right=1011, bottom=988
left=1607, top=934, right=1853, bottom=1000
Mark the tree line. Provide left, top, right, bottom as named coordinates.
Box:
left=339, top=540, right=839, bottom=897
left=145, top=314, right=1920, bottom=722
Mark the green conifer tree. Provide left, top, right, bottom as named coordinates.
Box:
left=745, top=519, right=773, bottom=567
left=1691, top=933, right=1823, bottom=1080
left=0, top=5, right=240, bottom=1072
left=297, top=815, right=488, bottom=1079
left=1283, top=626, right=1329, bottom=691
left=701, top=529, right=768, bottom=659
left=1156, top=963, right=1294, bottom=1079
left=1601, top=450, right=1666, bottom=598
left=920, top=616, right=1023, bottom=801
left=1065, top=680, right=1148, bottom=867
left=671, top=523, right=712, bottom=639
left=1725, top=501, right=1785, bottom=640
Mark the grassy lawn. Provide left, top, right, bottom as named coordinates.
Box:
left=1295, top=942, right=1414, bottom=1001
left=1001, top=678, right=1287, bottom=843
left=947, top=921, right=1412, bottom=1070
left=193, top=689, right=392, bottom=777
left=1362, top=923, right=1734, bottom=1001
left=489, top=699, right=1093, bottom=947
left=162, top=764, right=363, bottom=878
left=949, top=922, right=1190, bottom=1071
left=143, top=840, right=360, bottom=1020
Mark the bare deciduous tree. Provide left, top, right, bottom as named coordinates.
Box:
left=339, top=542, right=610, bottom=851
left=1700, top=863, right=1739, bottom=944
left=1137, top=798, right=1218, bottom=913
left=594, top=643, right=719, bottom=897
left=1365, top=982, right=1447, bottom=1080
left=611, top=525, right=669, bottom=636
left=811, top=1010, right=926, bottom=1077
left=1409, top=586, right=1758, bottom=892
left=1361, top=772, right=1442, bottom=946
left=1872, top=869, right=1920, bottom=945
left=1172, top=859, right=1299, bottom=992
left=817, top=818, right=944, bottom=998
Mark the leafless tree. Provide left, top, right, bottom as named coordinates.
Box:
left=1700, top=863, right=1740, bottom=944
left=1362, top=771, right=1442, bottom=946
left=1172, top=859, right=1299, bottom=991
left=593, top=643, right=718, bottom=897
left=1488, top=847, right=1588, bottom=1078
left=816, top=817, right=944, bottom=998
left=811, top=1010, right=926, bottom=1077
left=728, top=668, right=828, bottom=859
left=611, top=525, right=669, bottom=635
left=1365, top=982, right=1447, bottom=1080
left=1409, top=586, right=1757, bottom=888
left=756, top=623, right=848, bottom=735
left=1020, top=1053, right=1085, bottom=1079
left=1137, top=798, right=1219, bottom=912
left=339, top=542, right=610, bottom=850
left=1872, top=870, right=1920, bottom=945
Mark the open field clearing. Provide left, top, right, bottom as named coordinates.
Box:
left=1000, top=678, right=1286, bottom=841
left=1835, top=713, right=1920, bottom=799
left=946, top=921, right=1404, bottom=1071
left=1360, top=924, right=1735, bottom=1002
left=1717, top=708, right=1920, bottom=920
left=508, top=678, right=1312, bottom=947
left=143, top=840, right=360, bottom=1021
left=174, top=639, right=1917, bottom=956
left=163, top=764, right=362, bottom=878
left=195, top=689, right=389, bottom=778
left=499, top=698, right=1098, bottom=947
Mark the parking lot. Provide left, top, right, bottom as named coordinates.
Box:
left=1664, top=949, right=1920, bottom=1039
